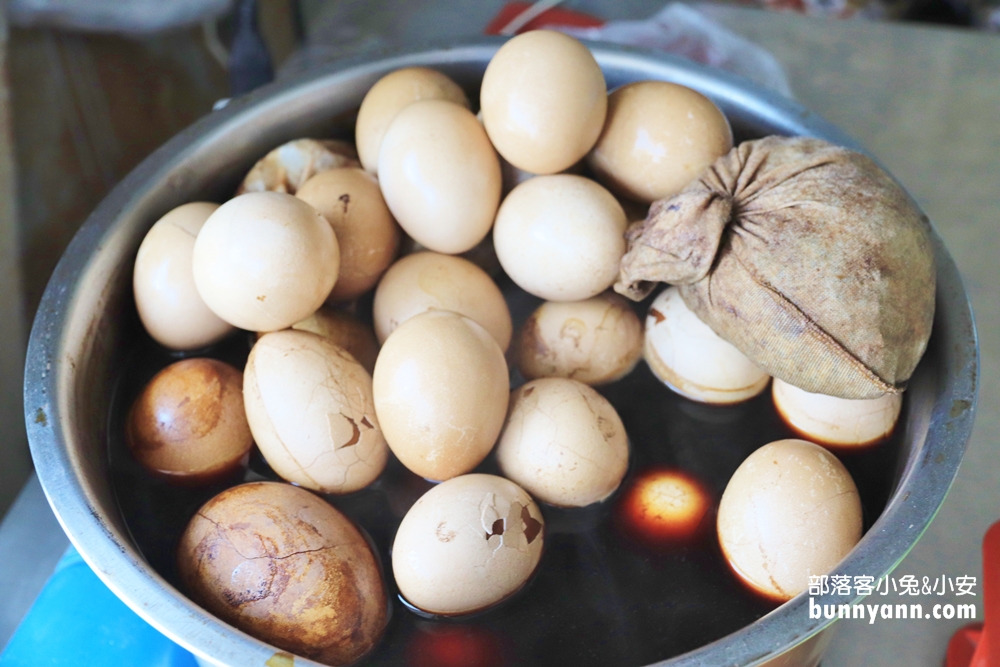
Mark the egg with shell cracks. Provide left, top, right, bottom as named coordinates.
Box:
left=480, top=30, right=607, bottom=175
left=377, top=99, right=502, bottom=255
left=372, top=251, right=512, bottom=351
left=132, top=202, right=234, bottom=351
left=392, top=474, right=544, bottom=616
left=493, top=174, right=627, bottom=302
left=192, top=192, right=340, bottom=332
left=372, top=310, right=509, bottom=482
left=176, top=482, right=388, bottom=666
left=644, top=286, right=770, bottom=404
left=125, top=358, right=251, bottom=485
left=496, top=378, right=629, bottom=508
left=772, top=378, right=903, bottom=448
left=244, top=330, right=388, bottom=495
left=717, top=439, right=863, bottom=601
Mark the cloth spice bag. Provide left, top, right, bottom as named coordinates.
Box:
left=615, top=136, right=935, bottom=400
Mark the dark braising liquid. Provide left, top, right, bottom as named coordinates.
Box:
left=108, top=282, right=903, bottom=667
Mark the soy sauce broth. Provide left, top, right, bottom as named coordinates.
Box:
left=108, top=282, right=903, bottom=667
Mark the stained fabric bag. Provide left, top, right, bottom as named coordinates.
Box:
left=616, top=135, right=935, bottom=399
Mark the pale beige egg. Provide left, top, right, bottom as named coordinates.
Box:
left=244, top=330, right=388, bottom=494
left=133, top=202, right=234, bottom=350
left=192, top=192, right=339, bottom=332
left=493, top=174, right=626, bottom=302
left=515, top=292, right=642, bottom=385
left=372, top=251, right=511, bottom=350
left=372, top=311, right=509, bottom=481
left=717, top=439, right=862, bottom=601
left=773, top=378, right=903, bottom=448
left=296, top=167, right=401, bottom=302
left=236, top=138, right=359, bottom=195
left=645, top=287, right=769, bottom=404
left=480, top=30, right=606, bottom=174
left=377, top=100, right=501, bottom=254
left=392, top=474, right=544, bottom=615
left=355, top=67, right=469, bottom=174
left=496, top=378, right=629, bottom=507
left=588, top=81, right=733, bottom=203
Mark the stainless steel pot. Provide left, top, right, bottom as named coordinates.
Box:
left=23, top=40, right=979, bottom=667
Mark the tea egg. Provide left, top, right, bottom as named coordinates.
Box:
left=288, top=306, right=380, bottom=375
left=496, top=378, right=629, bottom=507
left=392, top=474, right=544, bottom=615
left=372, top=251, right=511, bottom=350
left=296, top=167, right=401, bottom=302
left=237, top=138, right=360, bottom=195
left=177, top=482, right=387, bottom=665
left=515, top=292, right=642, bottom=385
left=133, top=202, right=234, bottom=351
left=493, top=175, right=626, bottom=302
left=378, top=99, right=502, bottom=254
left=480, top=30, right=606, bottom=174
left=588, top=81, right=733, bottom=203
left=244, top=330, right=388, bottom=494
left=125, top=358, right=251, bottom=485
left=645, top=287, right=769, bottom=404
left=718, top=439, right=862, bottom=601
left=616, top=469, right=711, bottom=545
left=356, top=67, right=469, bottom=173
left=773, top=378, right=902, bottom=448
left=192, top=192, right=340, bottom=332
left=372, top=311, right=509, bottom=481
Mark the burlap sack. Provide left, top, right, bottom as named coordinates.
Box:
left=615, top=136, right=935, bottom=399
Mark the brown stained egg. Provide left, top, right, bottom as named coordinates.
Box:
left=372, top=251, right=512, bottom=350
left=496, top=378, right=629, bottom=508
left=236, top=138, right=360, bottom=195
left=493, top=175, right=626, bottom=302
left=717, top=439, right=862, bottom=601
left=245, top=330, right=388, bottom=494
left=588, top=81, right=733, bottom=203
left=616, top=469, right=711, bottom=547
left=372, top=311, right=509, bottom=481
left=773, top=378, right=903, bottom=448
left=192, top=192, right=340, bottom=333
left=645, top=287, right=770, bottom=404
left=378, top=100, right=502, bottom=255
left=289, top=306, right=380, bottom=375
left=177, top=482, right=387, bottom=665
left=480, top=31, right=607, bottom=175
left=356, top=67, right=470, bottom=174
left=133, top=202, right=234, bottom=351
left=515, top=292, right=643, bottom=385
left=125, top=358, right=251, bottom=485
left=296, top=167, right=402, bottom=303
left=392, top=474, right=544, bottom=615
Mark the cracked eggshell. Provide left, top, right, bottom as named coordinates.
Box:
left=372, top=311, right=509, bottom=482
left=773, top=378, right=902, bottom=448
left=244, top=330, right=388, bottom=494
left=717, top=439, right=862, bottom=601
left=236, top=138, right=359, bottom=195
left=193, top=192, right=340, bottom=332
left=587, top=81, right=733, bottom=203
left=392, top=474, right=544, bottom=615
left=377, top=99, right=502, bottom=255
left=177, top=482, right=387, bottom=666
left=125, top=358, right=251, bottom=485
left=496, top=378, right=629, bottom=507
left=289, top=306, right=380, bottom=375
left=296, top=167, right=401, bottom=303
left=493, top=175, right=627, bottom=302
left=356, top=67, right=470, bottom=174
left=645, top=287, right=770, bottom=404
left=133, top=202, right=234, bottom=351
left=480, top=30, right=607, bottom=175
left=372, top=251, right=512, bottom=350
left=515, top=292, right=642, bottom=385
